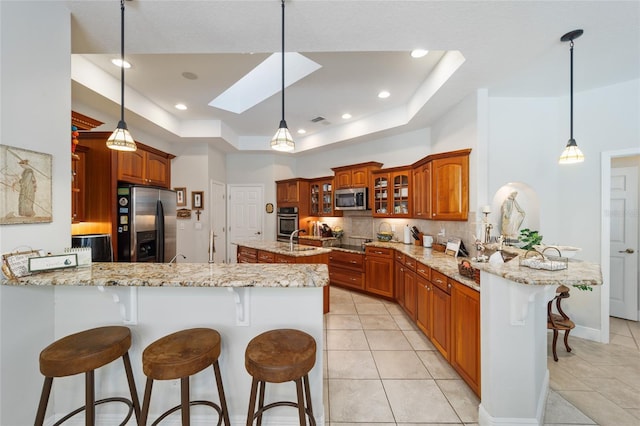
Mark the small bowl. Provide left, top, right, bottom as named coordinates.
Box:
left=377, top=233, right=393, bottom=242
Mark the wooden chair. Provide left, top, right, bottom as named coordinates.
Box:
left=547, top=285, right=575, bottom=361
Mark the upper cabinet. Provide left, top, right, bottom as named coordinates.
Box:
left=411, top=148, right=470, bottom=221
left=310, top=176, right=341, bottom=217
left=371, top=166, right=412, bottom=217
left=331, top=162, right=382, bottom=189
left=430, top=149, right=470, bottom=221
left=117, top=146, right=173, bottom=188
left=276, top=179, right=310, bottom=214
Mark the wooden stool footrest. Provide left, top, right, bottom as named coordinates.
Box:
left=52, top=397, right=135, bottom=426
left=151, top=400, right=225, bottom=426
left=251, top=401, right=316, bottom=426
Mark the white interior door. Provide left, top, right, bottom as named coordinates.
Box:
left=210, top=180, right=226, bottom=263
left=610, top=166, right=639, bottom=320
left=227, top=185, right=264, bottom=263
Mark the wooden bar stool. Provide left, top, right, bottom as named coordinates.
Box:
left=245, top=329, right=316, bottom=426
left=548, top=284, right=576, bottom=361
left=139, top=328, right=230, bottom=426
left=34, top=326, right=141, bottom=426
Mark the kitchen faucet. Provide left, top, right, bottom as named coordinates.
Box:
left=169, top=254, right=186, bottom=264
left=289, top=229, right=306, bottom=251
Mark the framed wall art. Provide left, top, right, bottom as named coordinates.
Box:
left=0, top=145, right=53, bottom=225
left=192, top=191, right=204, bottom=210
left=174, top=187, right=187, bottom=207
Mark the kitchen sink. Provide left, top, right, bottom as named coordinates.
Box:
left=290, top=246, right=317, bottom=252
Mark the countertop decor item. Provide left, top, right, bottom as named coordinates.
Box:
left=377, top=222, right=393, bottom=242
left=106, top=0, right=137, bottom=152
left=519, top=247, right=568, bottom=271
left=558, top=29, right=585, bottom=164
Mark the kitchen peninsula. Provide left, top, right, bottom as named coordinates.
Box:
left=234, top=239, right=602, bottom=426
left=1, top=262, right=328, bottom=425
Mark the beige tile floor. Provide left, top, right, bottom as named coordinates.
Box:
left=322, top=286, right=640, bottom=426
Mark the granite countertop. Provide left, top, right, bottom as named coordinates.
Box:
left=234, top=240, right=602, bottom=291
left=233, top=240, right=332, bottom=256
left=1, top=262, right=329, bottom=288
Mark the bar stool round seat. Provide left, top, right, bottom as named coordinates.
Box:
left=35, top=326, right=141, bottom=426
left=245, top=329, right=316, bottom=426
left=139, top=328, right=230, bottom=426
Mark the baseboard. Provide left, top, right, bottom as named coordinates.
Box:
left=568, top=324, right=602, bottom=343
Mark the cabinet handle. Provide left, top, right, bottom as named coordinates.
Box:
left=434, top=278, right=443, bottom=284
left=350, top=260, right=357, bottom=264
left=418, top=268, right=426, bottom=273
left=448, top=283, right=452, bottom=289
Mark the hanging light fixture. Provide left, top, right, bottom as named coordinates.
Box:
left=558, top=29, right=584, bottom=164
left=107, top=0, right=137, bottom=152
left=270, top=0, right=294, bottom=152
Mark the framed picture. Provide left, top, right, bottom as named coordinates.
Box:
left=174, top=187, right=187, bottom=207
left=192, top=191, right=204, bottom=209
left=0, top=145, right=53, bottom=224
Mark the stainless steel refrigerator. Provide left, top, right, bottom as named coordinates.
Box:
left=116, top=184, right=177, bottom=262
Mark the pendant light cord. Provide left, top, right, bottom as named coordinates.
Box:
left=569, top=39, right=574, bottom=140
left=280, top=0, right=285, bottom=123
left=120, top=0, right=126, bottom=124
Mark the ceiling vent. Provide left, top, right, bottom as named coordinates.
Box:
left=310, top=116, right=325, bottom=123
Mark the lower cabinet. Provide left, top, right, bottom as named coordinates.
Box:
left=402, top=266, right=417, bottom=320
left=365, top=247, right=394, bottom=298
left=451, top=280, right=481, bottom=396
left=328, top=251, right=365, bottom=291
left=431, top=284, right=451, bottom=360
left=416, top=274, right=431, bottom=337
left=237, top=246, right=257, bottom=263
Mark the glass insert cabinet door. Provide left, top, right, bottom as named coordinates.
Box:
left=373, top=176, right=389, bottom=214
left=393, top=173, right=409, bottom=215
left=310, top=183, right=320, bottom=215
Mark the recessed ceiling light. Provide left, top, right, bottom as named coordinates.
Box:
left=182, top=71, right=198, bottom=80
left=175, top=104, right=187, bottom=110
left=111, top=58, right=131, bottom=69
left=342, top=113, right=352, bottom=120
left=411, top=49, right=429, bottom=58
left=378, top=91, right=390, bottom=99
left=297, top=129, right=306, bottom=135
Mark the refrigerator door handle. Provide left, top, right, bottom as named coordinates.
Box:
left=156, top=199, right=165, bottom=262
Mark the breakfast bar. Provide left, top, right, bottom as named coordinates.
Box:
left=1, top=262, right=328, bottom=425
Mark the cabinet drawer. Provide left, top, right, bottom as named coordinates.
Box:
left=365, top=246, right=392, bottom=257
left=404, top=256, right=416, bottom=271
left=329, top=267, right=365, bottom=290
left=238, top=246, right=257, bottom=260
left=394, top=252, right=405, bottom=262
left=275, top=254, right=295, bottom=263
left=328, top=251, right=364, bottom=270
left=416, top=261, right=431, bottom=280
left=431, top=270, right=451, bottom=294
left=257, top=250, right=275, bottom=263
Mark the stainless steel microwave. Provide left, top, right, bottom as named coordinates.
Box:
left=335, top=187, right=368, bottom=210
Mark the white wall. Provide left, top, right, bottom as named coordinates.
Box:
left=488, top=78, right=640, bottom=335
left=0, top=2, right=71, bottom=424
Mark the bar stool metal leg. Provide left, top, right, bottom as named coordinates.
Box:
left=295, top=378, right=306, bottom=426
left=85, top=370, right=95, bottom=426
left=35, top=377, right=53, bottom=426
left=181, top=377, right=190, bottom=426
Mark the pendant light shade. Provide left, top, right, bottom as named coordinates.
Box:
left=558, top=29, right=583, bottom=164
left=107, top=0, right=137, bottom=152
left=270, top=0, right=294, bottom=152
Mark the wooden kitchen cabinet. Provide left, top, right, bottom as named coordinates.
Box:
left=430, top=269, right=452, bottom=360
left=71, top=146, right=88, bottom=223
left=117, top=145, right=173, bottom=188
left=371, top=166, right=412, bottom=217
left=430, top=149, right=470, bottom=221
left=310, top=176, right=341, bottom=217
left=416, top=274, right=432, bottom=337
left=365, top=246, right=394, bottom=298
left=328, top=250, right=365, bottom=291
left=276, top=178, right=310, bottom=210
left=412, top=160, right=431, bottom=218
left=237, top=245, right=257, bottom=263
left=451, top=279, right=481, bottom=396
left=394, top=258, right=405, bottom=306
left=331, top=161, right=383, bottom=189
left=257, top=250, right=275, bottom=263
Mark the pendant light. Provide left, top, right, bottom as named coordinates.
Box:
left=558, top=29, right=584, bottom=164
left=106, top=0, right=137, bottom=152
left=270, top=0, right=294, bottom=152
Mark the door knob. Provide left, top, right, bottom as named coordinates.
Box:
left=255, top=231, right=261, bottom=235
left=619, top=248, right=635, bottom=254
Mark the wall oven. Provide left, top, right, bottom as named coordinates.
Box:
left=276, top=206, right=299, bottom=241
left=334, top=187, right=368, bottom=210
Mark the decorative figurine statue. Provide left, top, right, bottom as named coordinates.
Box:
left=501, top=191, right=525, bottom=238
